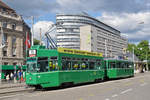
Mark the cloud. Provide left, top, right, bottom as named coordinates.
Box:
left=97, top=12, right=150, bottom=42
left=3, top=0, right=150, bottom=16
left=3, top=0, right=150, bottom=42
left=55, top=0, right=150, bottom=13
left=3, top=0, right=58, bottom=16
left=33, top=21, right=54, bottom=40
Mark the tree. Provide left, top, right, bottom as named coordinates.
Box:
left=127, top=43, right=136, bottom=53
left=127, top=40, right=150, bottom=61
left=34, top=38, right=40, bottom=45
left=136, top=40, right=149, bottom=61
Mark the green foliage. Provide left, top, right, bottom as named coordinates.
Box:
left=34, top=38, right=40, bottom=45
left=136, top=40, right=149, bottom=61
left=127, top=40, right=150, bottom=61
left=127, top=43, right=136, bottom=53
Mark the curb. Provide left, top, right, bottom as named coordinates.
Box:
left=0, top=84, right=26, bottom=89
left=0, top=88, right=34, bottom=96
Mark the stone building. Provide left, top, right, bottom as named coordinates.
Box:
left=0, top=1, right=31, bottom=66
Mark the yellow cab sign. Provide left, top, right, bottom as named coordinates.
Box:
left=57, top=48, right=103, bottom=57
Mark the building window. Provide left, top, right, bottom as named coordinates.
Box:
left=12, top=24, right=16, bottom=30
left=3, top=50, right=7, bottom=56
left=12, top=36, right=16, bottom=57
left=3, top=22, right=7, bottom=28
left=2, top=8, right=6, bottom=12
left=12, top=48, right=16, bottom=57
left=12, top=36, right=16, bottom=45
left=4, top=62, right=8, bottom=65
left=13, top=62, right=17, bottom=65
left=4, top=34, right=7, bottom=42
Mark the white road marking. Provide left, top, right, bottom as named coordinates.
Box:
left=121, top=88, right=133, bottom=94
left=140, top=83, right=148, bottom=87
left=105, top=98, right=110, bottom=100
left=112, top=94, right=118, bottom=98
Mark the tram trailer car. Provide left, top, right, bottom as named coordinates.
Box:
left=105, top=59, right=134, bottom=79
left=26, top=45, right=105, bottom=88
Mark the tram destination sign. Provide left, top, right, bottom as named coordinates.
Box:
left=58, top=48, right=103, bottom=57
left=29, top=50, right=36, bottom=57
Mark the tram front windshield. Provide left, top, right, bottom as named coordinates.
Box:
left=27, top=57, right=37, bottom=73
left=27, top=63, right=37, bottom=72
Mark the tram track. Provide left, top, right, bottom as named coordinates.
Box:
left=0, top=87, right=35, bottom=99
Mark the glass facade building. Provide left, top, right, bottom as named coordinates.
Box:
left=56, top=13, right=127, bottom=54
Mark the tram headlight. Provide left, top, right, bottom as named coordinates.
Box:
left=37, top=76, right=40, bottom=78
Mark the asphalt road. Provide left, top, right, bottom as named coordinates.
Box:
left=1, top=72, right=150, bottom=100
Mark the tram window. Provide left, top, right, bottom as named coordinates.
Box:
left=62, top=61, right=66, bottom=70
left=77, top=58, right=81, bottom=61
left=72, top=61, right=80, bottom=70
left=51, top=57, right=57, bottom=60
left=67, top=57, right=71, bottom=60
left=89, top=62, right=95, bottom=69
left=62, top=61, right=71, bottom=70
left=110, top=62, right=116, bottom=68
left=129, top=63, right=133, bottom=68
left=117, top=62, right=121, bottom=68
left=85, top=59, right=88, bottom=61
left=125, top=63, right=128, bottom=68
left=61, top=57, right=71, bottom=70
left=96, top=59, right=102, bottom=69
left=120, top=62, right=125, bottom=68
left=81, top=62, right=88, bottom=69
left=49, top=57, right=58, bottom=70
left=27, top=63, right=36, bottom=72
left=72, top=58, right=76, bottom=60
left=37, top=57, right=48, bottom=72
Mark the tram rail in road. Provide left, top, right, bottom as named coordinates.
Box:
left=0, top=86, right=35, bottom=98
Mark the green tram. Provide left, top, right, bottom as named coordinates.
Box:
left=26, top=45, right=104, bottom=88
left=26, top=45, right=134, bottom=88
left=105, top=59, right=134, bottom=79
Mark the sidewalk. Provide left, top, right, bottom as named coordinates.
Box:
left=0, top=81, right=26, bottom=89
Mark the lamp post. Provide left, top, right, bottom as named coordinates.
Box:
left=105, top=39, right=107, bottom=58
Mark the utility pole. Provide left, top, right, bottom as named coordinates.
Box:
left=31, top=16, right=34, bottom=46
left=105, top=39, right=107, bottom=57
left=132, top=46, right=135, bottom=70
left=146, top=50, right=149, bottom=71
left=40, top=28, right=42, bottom=45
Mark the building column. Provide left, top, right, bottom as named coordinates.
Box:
left=16, top=37, right=21, bottom=58
left=7, top=35, right=12, bottom=57
left=0, top=32, right=2, bottom=57
left=20, top=38, right=23, bottom=58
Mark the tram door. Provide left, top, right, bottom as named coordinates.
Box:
left=104, top=61, right=108, bottom=79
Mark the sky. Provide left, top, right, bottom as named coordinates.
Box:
left=3, top=0, right=150, bottom=43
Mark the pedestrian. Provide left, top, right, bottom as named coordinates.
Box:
left=10, top=73, right=13, bottom=80
left=19, top=71, right=22, bottom=83
left=6, top=74, right=9, bottom=82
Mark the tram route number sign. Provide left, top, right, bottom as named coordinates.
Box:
left=29, top=50, right=36, bottom=57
